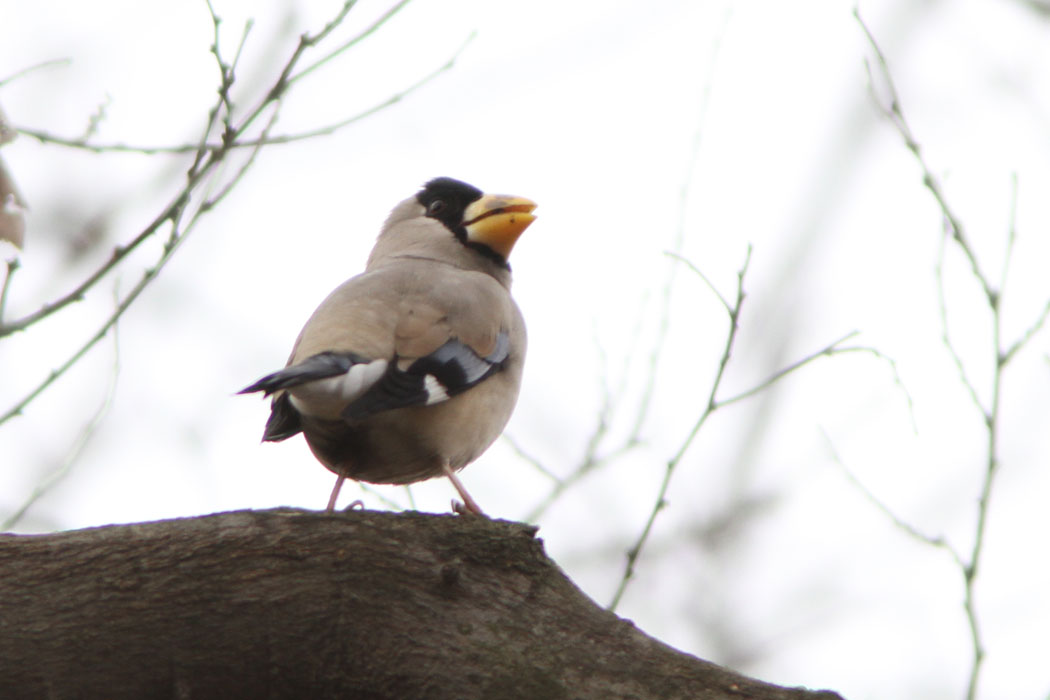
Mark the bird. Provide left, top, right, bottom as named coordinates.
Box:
left=239, top=177, right=536, bottom=514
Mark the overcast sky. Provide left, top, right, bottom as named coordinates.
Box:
left=3, top=1, right=1049, bottom=698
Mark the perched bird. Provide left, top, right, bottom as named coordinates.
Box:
left=240, top=177, right=536, bottom=514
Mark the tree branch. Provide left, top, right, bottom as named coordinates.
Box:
left=857, top=13, right=1050, bottom=700
left=0, top=509, right=844, bottom=700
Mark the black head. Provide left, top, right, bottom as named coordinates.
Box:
left=415, top=177, right=531, bottom=269
left=415, top=177, right=484, bottom=234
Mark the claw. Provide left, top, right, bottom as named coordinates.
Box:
left=444, top=462, right=483, bottom=515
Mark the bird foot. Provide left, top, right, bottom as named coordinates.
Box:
left=451, top=499, right=483, bottom=516
left=326, top=475, right=347, bottom=512
left=443, top=463, right=484, bottom=515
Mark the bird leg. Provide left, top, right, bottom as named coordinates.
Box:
left=443, top=462, right=484, bottom=515
left=326, top=475, right=346, bottom=512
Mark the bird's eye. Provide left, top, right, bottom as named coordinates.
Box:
left=427, top=199, right=447, bottom=216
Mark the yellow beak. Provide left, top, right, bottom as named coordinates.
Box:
left=463, top=194, right=537, bottom=260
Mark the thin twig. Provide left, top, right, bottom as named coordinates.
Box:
left=608, top=246, right=752, bottom=611
left=998, top=173, right=1019, bottom=296
left=523, top=33, right=729, bottom=522
left=0, top=58, right=72, bottom=87
left=627, top=21, right=729, bottom=445
left=861, top=12, right=997, bottom=695
left=1002, top=299, right=1050, bottom=365
left=609, top=247, right=867, bottom=610
left=503, top=433, right=561, bottom=483
left=713, top=331, right=859, bottom=409
left=402, top=485, right=417, bottom=511
left=998, top=175, right=1050, bottom=364
left=856, top=8, right=994, bottom=304
left=14, top=128, right=209, bottom=155
left=79, top=95, right=111, bottom=142
left=522, top=323, right=647, bottom=522
left=0, top=2, right=241, bottom=339
left=13, top=29, right=473, bottom=157
left=855, top=12, right=1050, bottom=700
left=2, top=3, right=464, bottom=340
left=15, top=41, right=456, bottom=157
left=821, top=429, right=965, bottom=569
left=521, top=328, right=625, bottom=522
left=934, top=225, right=985, bottom=413
left=523, top=439, right=639, bottom=524
left=353, top=482, right=405, bottom=511
left=0, top=218, right=179, bottom=426
left=0, top=194, right=187, bottom=337
left=244, top=33, right=476, bottom=143
left=0, top=15, right=284, bottom=426
left=205, top=0, right=237, bottom=145
left=289, top=0, right=414, bottom=86
left=234, top=0, right=358, bottom=135
left=665, top=251, right=731, bottom=314
left=0, top=257, right=18, bottom=322
left=1, top=287, right=122, bottom=530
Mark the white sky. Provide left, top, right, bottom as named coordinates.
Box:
left=3, top=1, right=1050, bottom=698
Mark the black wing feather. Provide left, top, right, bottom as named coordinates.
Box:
left=342, top=332, right=509, bottom=420
left=238, top=351, right=370, bottom=396
left=241, top=350, right=373, bottom=442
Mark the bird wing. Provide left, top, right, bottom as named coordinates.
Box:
left=237, top=350, right=381, bottom=442
left=241, top=262, right=515, bottom=429
left=340, top=273, right=513, bottom=420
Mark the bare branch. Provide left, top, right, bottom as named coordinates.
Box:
left=245, top=32, right=476, bottom=145
left=610, top=246, right=873, bottom=610
left=524, top=36, right=731, bottom=523
left=0, top=181, right=196, bottom=337
left=998, top=173, right=1019, bottom=295
left=14, top=128, right=208, bottom=155
left=401, top=484, right=417, bottom=511
left=0, top=213, right=176, bottom=426
left=2, top=286, right=122, bottom=530
left=234, top=0, right=356, bottom=134
left=856, top=9, right=995, bottom=304
left=0, top=257, right=17, bottom=322
left=609, top=246, right=752, bottom=611
left=350, top=482, right=406, bottom=511
left=821, top=429, right=964, bottom=567
left=503, top=433, right=561, bottom=483
left=523, top=322, right=639, bottom=522
left=0, top=16, right=284, bottom=425
left=665, top=251, right=731, bottom=314
left=289, top=0, right=414, bottom=86
left=1002, top=298, right=1050, bottom=365
left=0, top=58, right=71, bottom=88
left=2, top=2, right=463, bottom=345
left=626, top=25, right=728, bottom=444
left=934, top=212, right=986, bottom=425
left=854, top=14, right=1050, bottom=700
left=714, top=331, right=860, bottom=409
left=13, top=30, right=473, bottom=157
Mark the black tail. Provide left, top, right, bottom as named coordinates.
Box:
left=260, top=393, right=302, bottom=442
left=238, top=352, right=361, bottom=397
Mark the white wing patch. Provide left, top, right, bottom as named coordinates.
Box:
left=289, top=358, right=388, bottom=411
left=423, top=374, right=450, bottom=405
left=339, top=333, right=511, bottom=420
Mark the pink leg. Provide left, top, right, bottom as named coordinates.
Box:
left=326, top=475, right=346, bottom=512
left=443, top=462, right=483, bottom=515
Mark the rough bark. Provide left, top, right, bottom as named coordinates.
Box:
left=0, top=509, right=844, bottom=700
